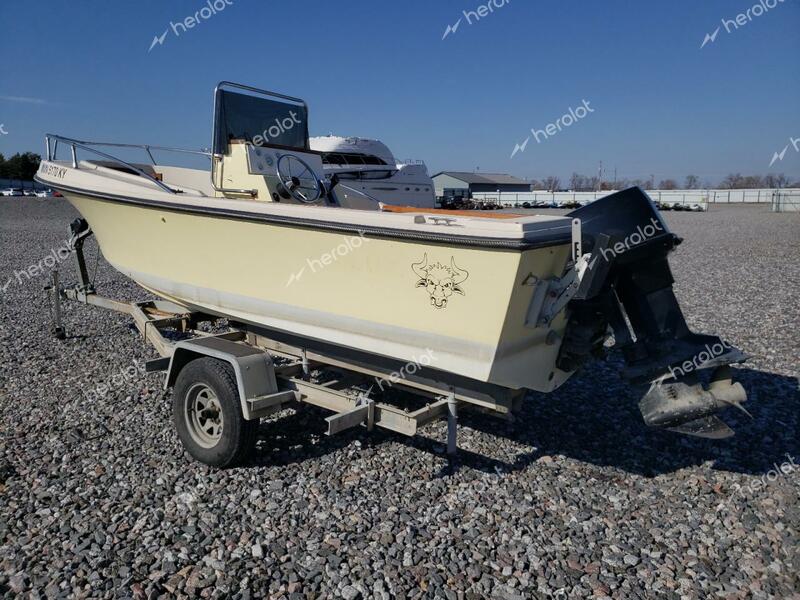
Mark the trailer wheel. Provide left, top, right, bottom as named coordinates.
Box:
left=172, top=357, right=258, bottom=467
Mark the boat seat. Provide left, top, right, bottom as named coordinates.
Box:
left=379, top=203, right=523, bottom=219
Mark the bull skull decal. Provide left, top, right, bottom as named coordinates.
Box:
left=411, top=254, right=469, bottom=309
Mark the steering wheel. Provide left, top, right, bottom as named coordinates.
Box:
left=276, top=154, right=322, bottom=203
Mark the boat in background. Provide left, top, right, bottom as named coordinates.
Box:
left=310, top=135, right=435, bottom=208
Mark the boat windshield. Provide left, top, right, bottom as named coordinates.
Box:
left=214, top=88, right=309, bottom=153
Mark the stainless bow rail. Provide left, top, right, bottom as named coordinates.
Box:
left=45, top=134, right=212, bottom=195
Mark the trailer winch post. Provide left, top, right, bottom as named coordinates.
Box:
left=66, top=218, right=95, bottom=293
left=48, top=270, right=66, bottom=340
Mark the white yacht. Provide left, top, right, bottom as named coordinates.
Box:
left=309, top=135, right=436, bottom=207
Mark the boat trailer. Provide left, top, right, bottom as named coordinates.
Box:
left=46, top=189, right=752, bottom=465
left=45, top=221, right=525, bottom=466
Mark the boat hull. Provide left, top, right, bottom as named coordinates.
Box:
left=63, top=191, right=574, bottom=392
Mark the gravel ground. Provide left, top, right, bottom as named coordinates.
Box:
left=1, top=198, right=798, bottom=599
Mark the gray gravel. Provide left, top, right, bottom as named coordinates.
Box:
left=1, top=198, right=798, bottom=599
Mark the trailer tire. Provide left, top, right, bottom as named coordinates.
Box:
left=172, top=357, right=258, bottom=467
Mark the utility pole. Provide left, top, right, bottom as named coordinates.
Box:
left=597, top=161, right=603, bottom=191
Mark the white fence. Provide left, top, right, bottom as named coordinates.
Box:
left=704, top=189, right=799, bottom=203
left=771, top=190, right=800, bottom=212
left=471, top=188, right=800, bottom=208
left=471, top=190, right=709, bottom=208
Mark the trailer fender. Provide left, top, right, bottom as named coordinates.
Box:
left=165, top=336, right=295, bottom=420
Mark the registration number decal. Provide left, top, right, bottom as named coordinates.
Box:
left=39, top=163, right=67, bottom=179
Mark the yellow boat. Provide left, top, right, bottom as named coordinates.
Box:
left=36, top=82, right=748, bottom=439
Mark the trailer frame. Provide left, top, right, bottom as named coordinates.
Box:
left=45, top=222, right=523, bottom=462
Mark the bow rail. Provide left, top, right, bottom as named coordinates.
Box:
left=44, top=134, right=212, bottom=195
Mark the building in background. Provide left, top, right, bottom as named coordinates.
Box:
left=432, top=172, right=532, bottom=202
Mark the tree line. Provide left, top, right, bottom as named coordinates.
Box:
left=0, top=152, right=42, bottom=182
left=532, top=172, right=798, bottom=192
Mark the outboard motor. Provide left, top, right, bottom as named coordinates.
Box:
left=558, top=188, right=749, bottom=438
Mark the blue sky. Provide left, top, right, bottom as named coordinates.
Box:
left=1, top=0, right=798, bottom=184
